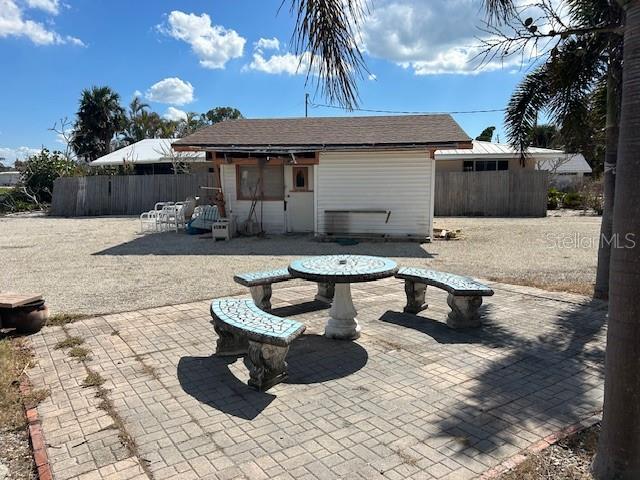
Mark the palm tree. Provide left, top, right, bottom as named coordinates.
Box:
left=71, top=86, right=126, bottom=162
left=479, top=1, right=638, bottom=478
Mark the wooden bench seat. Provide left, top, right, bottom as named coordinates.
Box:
left=210, top=298, right=305, bottom=390
left=233, top=268, right=334, bottom=310
left=395, top=267, right=494, bottom=328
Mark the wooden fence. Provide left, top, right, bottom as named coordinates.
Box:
left=434, top=170, right=549, bottom=217
left=50, top=173, right=217, bottom=216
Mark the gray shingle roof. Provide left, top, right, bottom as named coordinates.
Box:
left=173, top=115, right=471, bottom=151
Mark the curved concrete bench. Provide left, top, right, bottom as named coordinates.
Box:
left=233, top=268, right=334, bottom=310
left=210, top=298, right=305, bottom=390
left=395, top=267, right=494, bottom=328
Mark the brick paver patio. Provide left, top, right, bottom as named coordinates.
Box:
left=28, top=278, right=607, bottom=480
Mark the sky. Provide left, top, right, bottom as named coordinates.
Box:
left=0, top=0, right=532, bottom=166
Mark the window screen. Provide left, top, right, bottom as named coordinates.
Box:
left=237, top=164, right=284, bottom=200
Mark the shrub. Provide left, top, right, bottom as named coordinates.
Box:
left=579, top=179, right=604, bottom=215
left=563, top=191, right=583, bottom=209
left=547, top=187, right=564, bottom=210
left=21, top=149, right=79, bottom=203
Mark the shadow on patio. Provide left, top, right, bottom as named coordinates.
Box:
left=177, top=334, right=368, bottom=420
left=383, top=298, right=607, bottom=457
left=92, top=233, right=434, bottom=258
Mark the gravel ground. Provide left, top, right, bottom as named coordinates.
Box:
left=500, top=423, right=599, bottom=479
left=0, top=213, right=601, bottom=315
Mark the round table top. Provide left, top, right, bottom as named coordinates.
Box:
left=288, top=255, right=398, bottom=284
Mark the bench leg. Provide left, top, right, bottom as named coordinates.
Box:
left=315, top=282, right=335, bottom=304
left=212, top=320, right=249, bottom=356
left=250, top=285, right=272, bottom=311
left=247, top=341, right=289, bottom=391
left=446, top=294, right=483, bottom=329
left=403, top=280, right=428, bottom=314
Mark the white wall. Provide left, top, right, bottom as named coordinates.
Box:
left=316, top=150, right=433, bottom=238
left=221, top=164, right=285, bottom=233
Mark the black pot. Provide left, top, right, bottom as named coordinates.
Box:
left=0, top=299, right=48, bottom=334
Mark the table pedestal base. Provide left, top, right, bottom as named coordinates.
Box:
left=325, top=283, right=360, bottom=340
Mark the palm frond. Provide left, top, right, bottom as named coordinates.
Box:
left=482, top=0, right=517, bottom=25
left=287, top=0, right=369, bottom=109
left=505, top=65, right=551, bottom=159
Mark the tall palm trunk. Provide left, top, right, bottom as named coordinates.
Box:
left=593, top=1, right=640, bottom=478
left=594, top=54, right=622, bottom=300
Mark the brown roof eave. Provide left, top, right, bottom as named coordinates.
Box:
left=172, top=141, right=472, bottom=153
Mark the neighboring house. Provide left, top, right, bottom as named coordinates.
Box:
left=435, top=140, right=591, bottom=182
left=90, top=139, right=208, bottom=174
left=0, top=171, right=20, bottom=186
left=173, top=115, right=472, bottom=240
left=537, top=153, right=592, bottom=187
left=435, top=140, right=567, bottom=171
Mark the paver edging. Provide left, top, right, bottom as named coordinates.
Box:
left=479, top=410, right=602, bottom=479
left=19, top=375, right=53, bottom=480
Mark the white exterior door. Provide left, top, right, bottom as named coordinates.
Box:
left=285, top=165, right=314, bottom=232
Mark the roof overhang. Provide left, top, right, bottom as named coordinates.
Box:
left=173, top=141, right=473, bottom=154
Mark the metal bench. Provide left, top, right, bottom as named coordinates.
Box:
left=395, top=267, right=494, bottom=328
left=210, top=298, right=305, bottom=390
left=233, top=268, right=334, bottom=310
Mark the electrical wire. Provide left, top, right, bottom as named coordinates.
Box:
left=309, top=101, right=506, bottom=115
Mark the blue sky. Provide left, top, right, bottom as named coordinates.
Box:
left=0, top=0, right=528, bottom=165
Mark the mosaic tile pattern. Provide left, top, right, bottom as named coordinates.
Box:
left=396, top=267, right=494, bottom=296
left=233, top=268, right=293, bottom=287
left=211, top=298, right=305, bottom=343
left=289, top=255, right=398, bottom=283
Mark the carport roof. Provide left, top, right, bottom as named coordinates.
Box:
left=172, top=114, right=472, bottom=152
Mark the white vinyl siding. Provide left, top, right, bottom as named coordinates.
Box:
left=221, top=164, right=285, bottom=233
left=316, top=150, right=433, bottom=238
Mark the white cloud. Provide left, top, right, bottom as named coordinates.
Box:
left=145, top=77, right=194, bottom=105
left=160, top=11, right=245, bottom=69
left=0, top=146, right=41, bottom=166
left=133, top=90, right=142, bottom=98
left=0, top=0, right=83, bottom=46
left=25, top=0, right=60, bottom=15
left=359, top=0, right=521, bottom=75
left=163, top=107, right=188, bottom=122
left=368, top=73, right=377, bottom=81
left=255, top=37, right=280, bottom=51
left=245, top=51, right=314, bottom=76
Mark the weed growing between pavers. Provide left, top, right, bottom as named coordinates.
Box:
left=68, top=346, right=91, bottom=361
left=54, top=336, right=84, bottom=350
left=54, top=324, right=156, bottom=479
left=82, top=371, right=105, bottom=388
left=46, top=313, right=89, bottom=327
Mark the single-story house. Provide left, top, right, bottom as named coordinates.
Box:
left=537, top=153, right=592, bottom=187
left=435, top=140, right=591, bottom=181
left=90, top=139, right=208, bottom=174
left=173, top=115, right=472, bottom=240
left=0, top=171, right=20, bottom=186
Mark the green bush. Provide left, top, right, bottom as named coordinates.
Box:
left=21, top=149, right=79, bottom=202
left=547, top=187, right=564, bottom=210
left=563, top=191, right=583, bottom=209
left=0, top=188, right=41, bottom=214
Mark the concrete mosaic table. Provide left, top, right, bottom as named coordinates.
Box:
left=288, top=255, right=398, bottom=340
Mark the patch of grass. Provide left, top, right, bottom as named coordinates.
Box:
left=22, top=388, right=49, bottom=410
left=46, top=313, right=88, bottom=327
left=0, top=338, right=34, bottom=431
left=68, top=346, right=91, bottom=361
left=486, top=276, right=594, bottom=297
left=54, top=336, right=84, bottom=350
left=82, top=371, right=105, bottom=388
